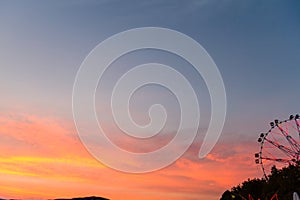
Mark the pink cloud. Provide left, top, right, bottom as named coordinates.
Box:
left=0, top=112, right=261, bottom=200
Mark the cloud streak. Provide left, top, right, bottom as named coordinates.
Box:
left=0, top=112, right=261, bottom=200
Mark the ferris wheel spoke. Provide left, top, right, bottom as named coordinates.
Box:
left=261, top=157, right=291, bottom=163
left=277, top=124, right=300, bottom=152
left=295, top=118, right=300, bottom=139
left=285, top=122, right=300, bottom=148
left=264, top=137, right=297, bottom=158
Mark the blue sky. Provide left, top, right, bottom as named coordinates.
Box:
left=1, top=0, right=299, bottom=122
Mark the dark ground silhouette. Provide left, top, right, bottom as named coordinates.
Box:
left=220, top=164, right=300, bottom=200
left=55, top=196, right=109, bottom=200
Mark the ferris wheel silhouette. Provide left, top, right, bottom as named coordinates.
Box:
left=255, top=114, right=300, bottom=179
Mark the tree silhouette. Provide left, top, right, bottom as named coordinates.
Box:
left=220, top=164, right=300, bottom=200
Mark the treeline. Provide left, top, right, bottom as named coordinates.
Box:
left=220, top=164, right=300, bottom=200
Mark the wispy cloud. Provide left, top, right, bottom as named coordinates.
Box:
left=0, top=112, right=260, bottom=199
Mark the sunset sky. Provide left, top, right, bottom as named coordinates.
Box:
left=0, top=1, right=300, bottom=200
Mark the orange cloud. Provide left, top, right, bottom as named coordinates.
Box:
left=0, top=112, right=261, bottom=200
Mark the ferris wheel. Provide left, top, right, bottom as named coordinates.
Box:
left=255, top=114, right=300, bottom=179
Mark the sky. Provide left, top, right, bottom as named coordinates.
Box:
left=0, top=0, right=300, bottom=199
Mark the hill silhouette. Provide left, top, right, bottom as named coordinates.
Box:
left=220, top=164, right=300, bottom=200
left=0, top=196, right=109, bottom=200
left=55, top=196, right=109, bottom=200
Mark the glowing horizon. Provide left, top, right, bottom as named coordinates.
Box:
left=0, top=111, right=260, bottom=199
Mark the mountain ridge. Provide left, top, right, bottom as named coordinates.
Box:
left=55, top=196, right=109, bottom=200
